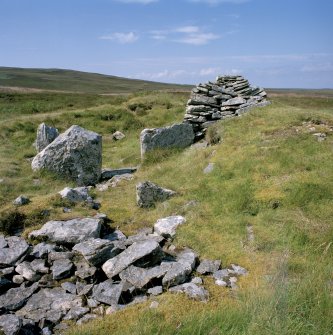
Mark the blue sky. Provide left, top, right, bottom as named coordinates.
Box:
left=0, top=0, right=332, bottom=88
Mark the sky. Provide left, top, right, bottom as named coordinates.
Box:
left=0, top=0, right=333, bottom=88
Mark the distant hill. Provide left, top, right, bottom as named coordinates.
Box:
left=0, top=67, right=192, bottom=94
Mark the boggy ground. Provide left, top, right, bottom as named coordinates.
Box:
left=0, top=90, right=332, bottom=335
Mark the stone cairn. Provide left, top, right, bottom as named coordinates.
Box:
left=184, top=75, right=269, bottom=140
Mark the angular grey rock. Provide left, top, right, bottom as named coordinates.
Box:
left=102, top=240, right=162, bottom=278
left=35, top=123, right=59, bottom=153
left=16, top=288, right=83, bottom=323
left=74, top=259, right=97, bottom=279
left=0, top=282, right=39, bottom=311
left=31, top=125, right=102, bottom=186
left=0, top=267, right=14, bottom=276
left=0, top=236, right=29, bottom=267
left=76, top=313, right=98, bottom=325
left=104, top=229, right=127, bottom=242
left=76, top=282, right=94, bottom=296
left=229, top=264, right=248, bottom=276
left=188, top=94, right=219, bottom=107
left=0, top=314, right=22, bottom=335
left=112, top=130, right=126, bottom=141
left=191, top=277, right=203, bottom=285
left=58, top=186, right=90, bottom=203
left=12, top=275, right=25, bottom=284
left=48, top=251, right=74, bottom=262
left=140, top=123, right=194, bottom=157
left=150, top=301, right=159, bottom=309
left=119, top=263, right=171, bottom=288
left=92, top=279, right=123, bottom=305
left=222, top=97, right=246, bottom=106
left=169, top=282, right=209, bottom=301
left=29, top=217, right=102, bottom=244
left=73, top=238, right=119, bottom=266
left=87, top=298, right=100, bottom=308
left=64, top=306, right=90, bottom=321
left=30, top=259, right=49, bottom=274
left=125, top=231, right=164, bottom=247
left=154, top=215, right=186, bottom=238
left=13, top=195, right=30, bottom=206
left=51, top=259, right=73, bottom=280
left=15, top=262, right=40, bottom=282
left=213, top=269, right=229, bottom=280
left=136, top=181, right=176, bottom=208
left=61, top=282, right=77, bottom=295
left=100, top=167, right=136, bottom=181
left=147, top=286, right=163, bottom=296
left=215, top=279, right=228, bottom=287
left=31, top=242, right=56, bottom=259
left=197, top=259, right=221, bottom=275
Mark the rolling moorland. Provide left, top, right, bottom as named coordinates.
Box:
left=0, top=69, right=333, bottom=335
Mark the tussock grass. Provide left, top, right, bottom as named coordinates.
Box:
left=0, top=91, right=333, bottom=334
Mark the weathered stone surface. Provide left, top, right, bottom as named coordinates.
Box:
left=102, top=240, right=162, bottom=278
left=212, top=269, right=229, bottom=281
left=0, top=236, right=29, bottom=267
left=203, top=163, right=215, bottom=174
left=31, top=242, right=56, bottom=259
left=169, top=282, right=209, bottom=301
left=0, top=314, right=22, bottom=335
left=15, top=262, right=40, bottom=282
left=112, top=131, right=126, bottom=141
left=29, top=218, right=102, bottom=244
left=229, top=264, right=248, bottom=276
left=136, top=181, right=176, bottom=208
left=61, top=282, right=77, bottom=295
left=140, top=123, right=194, bottom=157
left=76, top=283, right=94, bottom=296
left=58, top=186, right=90, bottom=203
left=119, top=263, right=171, bottom=288
left=154, top=216, right=186, bottom=238
left=73, top=238, right=119, bottom=266
left=16, top=288, right=83, bottom=323
left=30, top=259, right=49, bottom=274
left=35, top=123, right=59, bottom=153
left=92, top=280, right=123, bottom=306
left=12, top=275, right=24, bottom=284
left=76, top=313, right=98, bottom=325
left=191, top=277, right=203, bottom=285
left=188, top=94, right=219, bottom=107
left=51, top=259, right=73, bottom=280
left=13, top=195, right=30, bottom=206
left=74, top=259, right=97, bottom=279
left=0, top=282, right=39, bottom=311
left=100, top=167, right=137, bottom=181
left=197, top=259, right=221, bottom=275
left=31, top=125, right=102, bottom=186
left=48, top=251, right=74, bottom=262
left=147, top=286, right=163, bottom=296
left=63, top=306, right=90, bottom=321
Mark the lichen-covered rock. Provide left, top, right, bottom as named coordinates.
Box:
left=154, top=216, right=186, bottom=238
left=140, top=123, right=194, bottom=157
left=29, top=218, right=102, bottom=244
left=35, top=123, right=59, bottom=153
left=136, top=181, right=176, bottom=208
left=102, top=240, right=162, bottom=278
left=31, top=125, right=102, bottom=186
left=51, top=259, right=73, bottom=280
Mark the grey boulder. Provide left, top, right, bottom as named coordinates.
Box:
left=0, top=236, right=29, bottom=267
left=102, top=240, right=162, bottom=278
left=15, top=262, right=40, bottom=282
left=0, top=314, right=22, bottom=335
left=154, top=216, right=186, bottom=238
left=29, top=217, right=102, bottom=244
left=51, top=259, right=73, bottom=280
left=136, top=181, right=176, bottom=208
left=169, top=282, right=209, bottom=301
left=92, top=280, right=123, bottom=306
left=31, top=125, right=102, bottom=186
left=35, top=123, right=59, bottom=153
left=140, top=123, right=194, bottom=157
left=58, top=186, right=90, bottom=203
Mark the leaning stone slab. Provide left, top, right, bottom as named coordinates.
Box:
left=29, top=218, right=102, bottom=244
left=136, top=181, right=176, bottom=208
left=102, top=240, right=162, bottom=278
left=169, top=282, right=209, bottom=301
left=92, top=280, right=123, bottom=306
left=140, top=123, right=194, bottom=157
left=0, top=236, right=29, bottom=267
left=154, top=216, right=186, bottom=238
left=73, top=238, right=120, bottom=266
left=31, top=125, right=102, bottom=186
left=0, top=282, right=39, bottom=311
left=35, top=123, right=59, bottom=153
left=0, top=314, right=22, bottom=335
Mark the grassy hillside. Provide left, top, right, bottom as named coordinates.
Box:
left=0, top=67, right=192, bottom=94
left=0, top=90, right=332, bottom=334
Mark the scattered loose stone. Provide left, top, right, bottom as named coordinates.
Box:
left=58, top=186, right=90, bottom=203
left=169, top=282, right=209, bottom=301
left=203, top=163, right=215, bottom=174
left=150, top=301, right=159, bottom=309
left=61, top=282, right=77, bottom=295
left=148, top=286, right=163, bottom=296
left=31, top=125, right=102, bottom=186
left=12, top=275, right=25, bottom=284
left=29, top=217, right=102, bottom=244
left=136, top=181, right=176, bottom=208
left=154, top=216, right=186, bottom=238
left=197, top=259, right=221, bottom=275
left=13, top=195, right=30, bottom=206
left=112, top=131, right=126, bottom=141
left=30, top=259, right=49, bottom=274
left=63, top=306, right=90, bottom=321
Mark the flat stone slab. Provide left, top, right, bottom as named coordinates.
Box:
left=51, top=259, right=73, bottom=280
left=102, top=240, right=162, bottom=278
left=29, top=218, right=102, bottom=244
left=92, top=280, right=123, bottom=306
left=100, top=167, right=137, bottom=181
left=154, top=216, right=186, bottom=238
left=0, top=236, right=29, bottom=267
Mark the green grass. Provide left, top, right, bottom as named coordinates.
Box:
left=0, top=67, right=192, bottom=94
left=0, top=90, right=332, bottom=334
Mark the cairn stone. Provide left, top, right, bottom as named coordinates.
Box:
left=35, top=123, right=59, bottom=153
left=31, top=125, right=102, bottom=186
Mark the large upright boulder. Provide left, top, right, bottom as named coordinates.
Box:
left=31, top=125, right=102, bottom=186
left=140, top=123, right=194, bottom=158
left=35, top=123, right=59, bottom=152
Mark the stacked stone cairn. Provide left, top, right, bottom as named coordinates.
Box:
left=184, top=75, right=269, bottom=140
